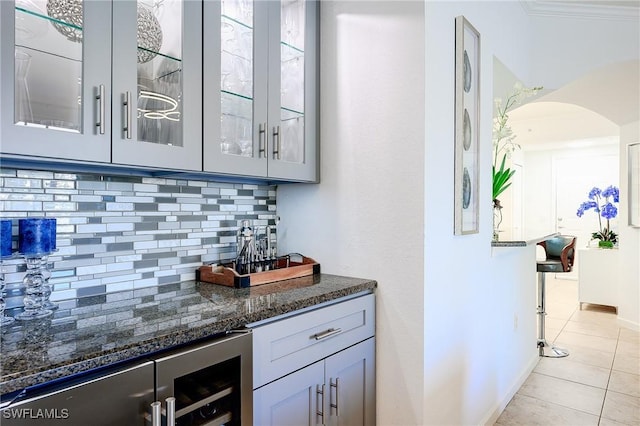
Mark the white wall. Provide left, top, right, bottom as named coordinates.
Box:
left=279, top=1, right=539, bottom=425
left=523, top=141, right=621, bottom=241
left=424, top=2, right=538, bottom=425
left=277, top=1, right=426, bottom=424
left=619, top=121, right=640, bottom=330
left=278, top=1, right=638, bottom=424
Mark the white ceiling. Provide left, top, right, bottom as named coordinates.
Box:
left=510, top=2, right=639, bottom=148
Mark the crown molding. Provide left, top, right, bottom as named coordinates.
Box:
left=521, top=0, right=640, bottom=21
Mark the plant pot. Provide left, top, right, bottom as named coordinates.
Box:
left=598, top=240, right=614, bottom=249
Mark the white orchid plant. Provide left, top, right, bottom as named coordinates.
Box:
left=492, top=83, right=542, bottom=204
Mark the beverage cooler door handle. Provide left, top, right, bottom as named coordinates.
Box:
left=165, top=397, right=176, bottom=425
left=150, top=401, right=161, bottom=426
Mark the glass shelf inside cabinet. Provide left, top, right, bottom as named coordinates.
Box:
left=281, top=41, right=303, bottom=56
left=221, top=14, right=253, bottom=100
left=220, top=91, right=253, bottom=157
left=279, top=108, right=304, bottom=163
left=221, top=14, right=252, bottom=31
left=16, top=4, right=82, bottom=43
left=221, top=0, right=253, bottom=29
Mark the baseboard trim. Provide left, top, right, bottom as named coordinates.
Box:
left=480, top=351, right=539, bottom=426
left=617, top=316, right=640, bottom=332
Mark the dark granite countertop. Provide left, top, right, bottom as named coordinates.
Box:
left=491, top=232, right=560, bottom=248
left=0, top=274, right=376, bottom=396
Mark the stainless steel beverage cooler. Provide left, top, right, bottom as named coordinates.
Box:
left=1, top=331, right=252, bottom=425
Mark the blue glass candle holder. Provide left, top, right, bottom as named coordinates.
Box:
left=41, top=218, right=58, bottom=311
left=18, top=218, right=54, bottom=256
left=16, top=218, right=54, bottom=321
left=1, top=219, right=12, bottom=257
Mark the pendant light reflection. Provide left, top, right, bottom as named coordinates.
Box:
left=137, top=90, right=180, bottom=121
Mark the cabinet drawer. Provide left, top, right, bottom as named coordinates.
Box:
left=251, top=294, right=375, bottom=389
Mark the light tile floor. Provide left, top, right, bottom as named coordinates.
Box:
left=495, top=275, right=640, bottom=426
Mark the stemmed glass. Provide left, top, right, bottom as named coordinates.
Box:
left=15, top=254, right=52, bottom=321
left=41, top=254, right=59, bottom=311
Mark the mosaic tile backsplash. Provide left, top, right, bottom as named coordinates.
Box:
left=0, top=168, right=277, bottom=310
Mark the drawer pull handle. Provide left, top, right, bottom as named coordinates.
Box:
left=312, top=327, right=342, bottom=340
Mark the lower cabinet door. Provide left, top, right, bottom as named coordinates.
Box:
left=253, top=361, right=324, bottom=426
left=325, top=338, right=376, bottom=426
left=253, top=337, right=376, bottom=426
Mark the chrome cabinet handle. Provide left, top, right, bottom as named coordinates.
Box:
left=330, top=378, right=339, bottom=416
left=150, top=401, right=161, bottom=426
left=312, top=327, right=342, bottom=340
left=96, top=85, right=105, bottom=135
left=123, top=91, right=132, bottom=139
left=259, top=122, right=266, bottom=157
left=272, top=125, right=280, bottom=160
left=166, top=397, right=176, bottom=425
left=316, top=384, right=325, bottom=423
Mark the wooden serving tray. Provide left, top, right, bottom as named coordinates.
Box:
left=196, top=255, right=320, bottom=289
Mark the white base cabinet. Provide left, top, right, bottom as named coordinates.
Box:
left=324, top=338, right=375, bottom=426
left=578, top=248, right=619, bottom=309
left=251, top=293, right=376, bottom=426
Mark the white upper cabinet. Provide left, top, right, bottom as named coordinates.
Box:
left=203, top=0, right=318, bottom=182
left=1, top=0, right=201, bottom=171
left=1, top=0, right=317, bottom=181
left=1, top=0, right=112, bottom=163
left=111, top=0, right=202, bottom=171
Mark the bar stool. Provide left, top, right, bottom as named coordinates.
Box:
left=536, top=235, right=576, bottom=358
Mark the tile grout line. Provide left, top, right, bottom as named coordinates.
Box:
left=597, top=326, right=621, bottom=425
left=550, top=287, right=614, bottom=425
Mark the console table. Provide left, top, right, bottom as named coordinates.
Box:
left=578, top=247, right=619, bottom=310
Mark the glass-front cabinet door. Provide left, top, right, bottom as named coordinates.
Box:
left=111, top=0, right=202, bottom=171
left=0, top=0, right=112, bottom=162
left=203, top=0, right=317, bottom=182
left=203, top=0, right=268, bottom=177
left=1, top=0, right=201, bottom=170
left=267, top=0, right=317, bottom=182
